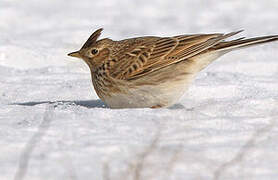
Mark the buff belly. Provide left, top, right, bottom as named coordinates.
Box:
left=103, top=80, right=190, bottom=108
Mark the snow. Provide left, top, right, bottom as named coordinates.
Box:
left=1, top=0, right=278, bottom=179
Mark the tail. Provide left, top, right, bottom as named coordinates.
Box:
left=212, top=32, right=278, bottom=52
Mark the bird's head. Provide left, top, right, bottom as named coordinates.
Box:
left=68, top=28, right=113, bottom=70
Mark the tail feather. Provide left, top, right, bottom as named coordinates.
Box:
left=212, top=35, right=278, bottom=52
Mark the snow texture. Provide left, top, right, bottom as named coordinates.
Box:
left=1, top=0, right=278, bottom=180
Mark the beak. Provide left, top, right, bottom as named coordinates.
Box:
left=68, top=51, right=81, bottom=58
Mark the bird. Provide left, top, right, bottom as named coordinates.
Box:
left=68, top=28, right=278, bottom=109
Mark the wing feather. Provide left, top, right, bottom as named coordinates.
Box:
left=109, top=31, right=243, bottom=80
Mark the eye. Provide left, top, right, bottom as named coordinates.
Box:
left=91, top=49, right=99, bottom=55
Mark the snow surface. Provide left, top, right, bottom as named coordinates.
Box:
left=1, top=0, right=278, bottom=179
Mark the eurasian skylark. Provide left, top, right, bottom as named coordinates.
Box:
left=68, top=28, right=278, bottom=108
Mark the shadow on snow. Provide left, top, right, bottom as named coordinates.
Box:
left=11, top=99, right=107, bottom=108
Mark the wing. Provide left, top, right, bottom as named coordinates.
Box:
left=109, top=31, right=242, bottom=80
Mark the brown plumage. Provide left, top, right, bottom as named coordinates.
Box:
left=68, top=28, right=278, bottom=108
